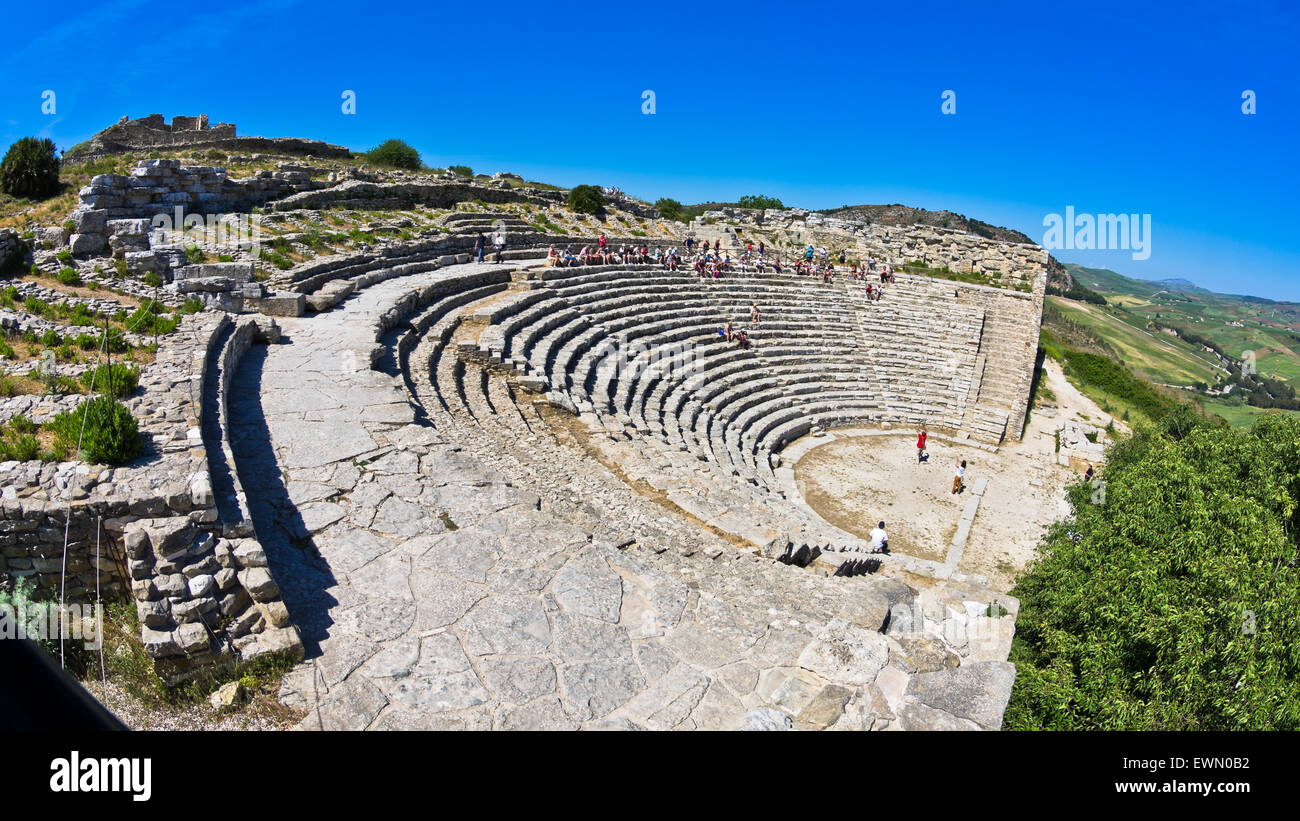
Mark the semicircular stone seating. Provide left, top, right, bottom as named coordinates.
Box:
left=385, top=258, right=1028, bottom=575
left=512, top=266, right=998, bottom=481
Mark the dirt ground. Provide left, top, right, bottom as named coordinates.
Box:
left=793, top=359, right=1118, bottom=592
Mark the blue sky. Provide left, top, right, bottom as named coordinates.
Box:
left=3, top=0, right=1298, bottom=298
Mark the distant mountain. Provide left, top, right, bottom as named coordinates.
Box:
left=1154, top=277, right=1209, bottom=294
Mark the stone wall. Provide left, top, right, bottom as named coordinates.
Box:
left=264, top=178, right=558, bottom=213
left=690, top=208, right=1049, bottom=286
left=78, top=114, right=350, bottom=160
left=67, top=159, right=326, bottom=258
left=0, top=312, right=303, bottom=683
left=0, top=228, right=27, bottom=273
left=923, top=274, right=1046, bottom=441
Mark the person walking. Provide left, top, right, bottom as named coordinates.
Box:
left=493, top=231, right=505, bottom=263
left=952, top=459, right=966, bottom=494
left=474, top=233, right=485, bottom=263
left=916, top=423, right=927, bottom=463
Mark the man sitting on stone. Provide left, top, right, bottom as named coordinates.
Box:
left=869, top=521, right=889, bottom=554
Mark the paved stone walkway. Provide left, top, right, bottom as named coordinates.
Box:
left=227, top=262, right=1015, bottom=730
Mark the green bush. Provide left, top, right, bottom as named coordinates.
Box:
left=737, top=194, right=784, bottom=210
left=447, top=165, right=473, bottom=178
left=39, top=329, right=61, bottom=347
left=96, top=327, right=128, bottom=353
left=567, top=184, right=605, bottom=215
left=57, top=267, right=81, bottom=286
left=127, top=301, right=178, bottom=336
left=184, top=245, right=205, bottom=264
left=1006, top=412, right=1300, bottom=730
left=48, top=396, right=141, bottom=465
left=1062, top=350, right=1175, bottom=421
left=142, top=272, right=162, bottom=288
left=81, top=362, right=140, bottom=397
left=0, top=137, right=61, bottom=199
left=364, top=139, right=422, bottom=170
left=654, top=197, right=684, bottom=222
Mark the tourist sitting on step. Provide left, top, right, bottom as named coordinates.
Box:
left=869, top=521, right=889, bottom=554
left=772, top=257, right=782, bottom=274
left=719, top=322, right=735, bottom=343
left=750, top=304, right=761, bottom=324
left=546, top=246, right=559, bottom=267
left=734, top=329, right=751, bottom=350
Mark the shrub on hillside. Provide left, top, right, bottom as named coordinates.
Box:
left=0, top=137, right=61, bottom=200
left=1062, top=350, right=1175, bottom=421
left=567, top=185, right=605, bottom=215
left=57, top=267, right=82, bottom=286
left=654, top=197, right=684, bottom=222
left=447, top=165, right=473, bottom=178
left=81, top=362, right=140, bottom=398
left=127, top=301, right=179, bottom=335
left=48, top=396, right=141, bottom=465
left=364, top=139, right=422, bottom=170
left=1006, top=411, right=1300, bottom=730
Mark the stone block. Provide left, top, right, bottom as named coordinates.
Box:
left=258, top=293, right=305, bottom=317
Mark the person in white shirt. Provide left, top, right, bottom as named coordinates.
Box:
left=952, top=459, right=966, bottom=494
left=869, top=521, right=888, bottom=553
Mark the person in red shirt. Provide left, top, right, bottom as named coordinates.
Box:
left=916, top=423, right=928, bottom=463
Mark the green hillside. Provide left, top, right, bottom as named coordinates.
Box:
left=1051, top=264, right=1300, bottom=427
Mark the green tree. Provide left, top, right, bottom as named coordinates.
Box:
left=364, top=139, right=422, bottom=170
left=0, top=137, right=62, bottom=199
left=654, top=197, right=684, bottom=222
left=567, top=184, right=605, bottom=215
left=737, top=194, right=783, bottom=210
left=1005, top=412, right=1300, bottom=730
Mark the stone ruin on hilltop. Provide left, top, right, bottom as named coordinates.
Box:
left=71, top=113, right=352, bottom=160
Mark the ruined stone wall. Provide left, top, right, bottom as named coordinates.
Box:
left=82, top=114, right=349, bottom=160
left=0, top=228, right=26, bottom=273
left=265, top=178, right=558, bottom=213
left=0, top=312, right=303, bottom=682
left=67, top=159, right=325, bottom=257
left=924, top=273, right=1046, bottom=440
left=691, top=208, right=1049, bottom=286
